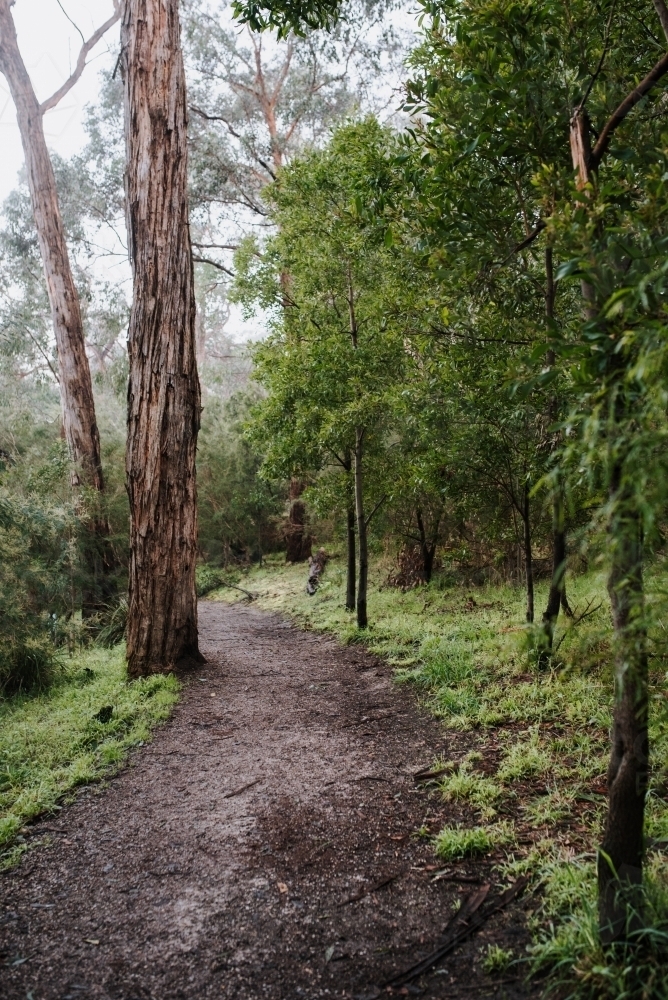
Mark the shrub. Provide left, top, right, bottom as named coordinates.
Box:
left=0, top=492, right=75, bottom=693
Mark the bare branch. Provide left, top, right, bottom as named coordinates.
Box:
left=192, top=255, right=234, bottom=276
left=40, top=2, right=121, bottom=115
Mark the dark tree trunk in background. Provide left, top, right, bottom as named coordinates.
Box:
left=0, top=0, right=116, bottom=615
left=523, top=483, right=534, bottom=624
left=354, top=427, right=368, bottom=629
left=416, top=508, right=438, bottom=584
left=121, top=0, right=203, bottom=677
left=599, top=466, right=648, bottom=940
left=285, top=479, right=312, bottom=562
left=542, top=487, right=568, bottom=653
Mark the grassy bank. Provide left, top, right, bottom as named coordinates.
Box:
left=210, top=552, right=668, bottom=998
left=0, top=644, right=178, bottom=868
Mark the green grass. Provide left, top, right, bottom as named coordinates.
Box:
left=434, top=822, right=514, bottom=860
left=209, top=550, right=668, bottom=999
left=0, top=644, right=179, bottom=866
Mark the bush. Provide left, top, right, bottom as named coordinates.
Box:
left=0, top=492, right=74, bottom=693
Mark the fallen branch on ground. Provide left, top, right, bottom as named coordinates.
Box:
left=383, top=876, right=529, bottom=987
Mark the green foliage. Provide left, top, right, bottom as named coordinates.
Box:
left=0, top=644, right=179, bottom=863
left=0, top=489, right=75, bottom=693
left=198, top=391, right=284, bottom=565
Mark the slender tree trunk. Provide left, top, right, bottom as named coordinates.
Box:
left=0, top=0, right=114, bottom=614
left=354, top=426, right=368, bottom=629
left=121, top=0, right=203, bottom=676
left=542, top=489, right=567, bottom=646
left=540, top=245, right=567, bottom=654
left=346, top=503, right=356, bottom=612
left=570, top=111, right=648, bottom=939
left=599, top=464, right=648, bottom=941
left=523, top=483, right=534, bottom=624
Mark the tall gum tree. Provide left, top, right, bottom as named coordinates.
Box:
left=121, top=0, right=203, bottom=677
left=0, top=0, right=120, bottom=612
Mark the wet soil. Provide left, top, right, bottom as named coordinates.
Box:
left=0, top=602, right=540, bottom=1000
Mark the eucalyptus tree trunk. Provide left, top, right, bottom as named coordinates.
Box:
left=0, top=0, right=115, bottom=614
left=570, top=109, right=648, bottom=939
left=121, top=0, right=202, bottom=677
left=354, top=427, right=368, bottom=629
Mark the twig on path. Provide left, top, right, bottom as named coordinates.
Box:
left=338, top=869, right=407, bottom=906
left=383, top=877, right=529, bottom=987
left=223, top=777, right=262, bottom=799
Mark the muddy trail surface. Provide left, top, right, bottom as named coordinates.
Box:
left=1, top=602, right=538, bottom=1000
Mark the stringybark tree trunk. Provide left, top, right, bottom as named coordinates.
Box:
left=0, top=0, right=114, bottom=613
left=121, top=0, right=203, bottom=677
left=354, top=426, right=368, bottom=629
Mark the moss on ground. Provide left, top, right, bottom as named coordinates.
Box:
left=0, top=644, right=178, bottom=866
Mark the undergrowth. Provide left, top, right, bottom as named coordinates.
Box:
left=0, top=644, right=179, bottom=868
left=208, top=551, right=668, bottom=999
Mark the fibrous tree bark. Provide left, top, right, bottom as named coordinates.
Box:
left=121, top=0, right=203, bottom=676
left=0, top=0, right=120, bottom=614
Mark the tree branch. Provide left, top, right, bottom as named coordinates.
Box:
left=590, top=49, right=668, bottom=168
left=192, top=255, right=234, bottom=276
left=40, top=2, right=121, bottom=115
left=365, top=495, right=387, bottom=529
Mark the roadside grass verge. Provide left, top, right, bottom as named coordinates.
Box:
left=209, top=551, right=668, bottom=997
left=0, top=644, right=179, bottom=867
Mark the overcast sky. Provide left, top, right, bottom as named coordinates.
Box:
left=0, top=0, right=118, bottom=203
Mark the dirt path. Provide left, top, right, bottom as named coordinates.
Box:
left=1, top=602, right=538, bottom=1000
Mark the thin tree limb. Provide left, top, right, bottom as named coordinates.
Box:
left=40, top=2, right=121, bottom=115
left=590, top=50, right=668, bottom=168
left=192, top=255, right=234, bottom=276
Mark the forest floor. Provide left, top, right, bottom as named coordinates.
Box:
left=0, top=600, right=538, bottom=1000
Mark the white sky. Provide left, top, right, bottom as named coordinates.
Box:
left=0, top=0, right=118, bottom=203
